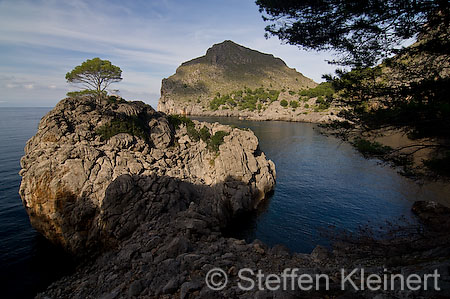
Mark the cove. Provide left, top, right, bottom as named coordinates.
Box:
left=192, top=116, right=447, bottom=253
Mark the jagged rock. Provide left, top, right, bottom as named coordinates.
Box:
left=128, top=280, right=143, bottom=297
left=20, top=96, right=450, bottom=298
left=412, top=200, right=450, bottom=231
left=19, top=96, right=276, bottom=254
left=310, top=245, right=330, bottom=262
left=148, top=117, right=172, bottom=148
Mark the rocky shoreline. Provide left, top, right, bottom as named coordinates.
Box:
left=157, top=96, right=344, bottom=125
left=19, top=96, right=450, bottom=298
left=19, top=96, right=275, bottom=255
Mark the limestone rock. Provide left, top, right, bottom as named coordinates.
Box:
left=19, top=96, right=276, bottom=254
left=157, top=40, right=344, bottom=124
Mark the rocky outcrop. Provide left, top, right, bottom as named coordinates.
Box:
left=20, top=96, right=450, bottom=298
left=19, top=96, right=275, bottom=254
left=412, top=201, right=450, bottom=231
left=157, top=40, right=344, bottom=123
left=37, top=195, right=450, bottom=298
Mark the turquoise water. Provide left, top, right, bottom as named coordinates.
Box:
left=193, top=116, right=446, bottom=253
left=0, top=107, right=74, bottom=299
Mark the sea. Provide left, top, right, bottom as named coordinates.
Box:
left=0, top=108, right=447, bottom=298
left=0, top=108, right=75, bottom=299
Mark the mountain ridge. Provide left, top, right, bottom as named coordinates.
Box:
left=156, top=40, right=343, bottom=122
left=181, top=40, right=288, bottom=69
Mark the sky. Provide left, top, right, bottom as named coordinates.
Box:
left=0, top=0, right=339, bottom=108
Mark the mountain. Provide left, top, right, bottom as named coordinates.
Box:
left=157, top=40, right=327, bottom=120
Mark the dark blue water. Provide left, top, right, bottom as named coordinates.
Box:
left=193, top=116, right=447, bottom=253
left=0, top=107, right=75, bottom=299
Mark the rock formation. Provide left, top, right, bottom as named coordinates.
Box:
left=19, top=96, right=450, bottom=298
left=157, top=40, right=342, bottom=123
left=19, top=96, right=275, bottom=254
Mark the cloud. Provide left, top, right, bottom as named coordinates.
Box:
left=0, top=0, right=339, bottom=107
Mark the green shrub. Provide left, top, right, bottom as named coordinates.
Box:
left=209, top=88, right=280, bottom=111
left=186, top=125, right=199, bottom=141
left=209, top=96, right=226, bottom=111
left=315, top=96, right=331, bottom=110
left=167, top=114, right=201, bottom=141
left=67, top=89, right=107, bottom=98
left=268, top=89, right=280, bottom=102
left=299, top=82, right=335, bottom=98
left=289, top=100, right=299, bottom=109
left=304, top=103, right=310, bottom=108
left=107, top=95, right=127, bottom=104
left=208, top=131, right=229, bottom=152
left=96, top=115, right=148, bottom=141
left=318, top=103, right=330, bottom=110
left=167, top=114, right=193, bottom=129
left=199, top=126, right=211, bottom=142
left=280, top=99, right=288, bottom=107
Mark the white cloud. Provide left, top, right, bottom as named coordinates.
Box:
left=0, top=0, right=338, bottom=106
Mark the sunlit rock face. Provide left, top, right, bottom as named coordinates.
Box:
left=19, top=96, right=275, bottom=255
left=156, top=40, right=345, bottom=124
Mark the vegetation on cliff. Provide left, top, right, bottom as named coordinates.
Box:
left=167, top=114, right=229, bottom=152
left=96, top=114, right=149, bottom=142
left=209, top=88, right=280, bottom=111
left=158, top=40, right=318, bottom=115
left=299, top=82, right=334, bottom=99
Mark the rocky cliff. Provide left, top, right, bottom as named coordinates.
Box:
left=157, top=40, right=342, bottom=123
left=19, top=96, right=450, bottom=298
left=19, top=96, right=275, bottom=254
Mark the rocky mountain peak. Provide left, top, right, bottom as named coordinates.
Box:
left=182, top=40, right=286, bottom=68
left=158, top=40, right=317, bottom=116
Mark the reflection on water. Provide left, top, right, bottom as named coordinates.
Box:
left=193, top=116, right=448, bottom=253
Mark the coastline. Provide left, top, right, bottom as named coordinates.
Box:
left=15, top=99, right=450, bottom=297
left=317, top=122, right=450, bottom=207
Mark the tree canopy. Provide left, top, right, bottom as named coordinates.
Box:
left=256, top=0, right=449, bottom=67
left=66, top=58, right=122, bottom=93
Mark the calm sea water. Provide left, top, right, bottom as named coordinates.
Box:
left=193, top=116, right=448, bottom=252
left=0, top=108, right=75, bottom=299
left=0, top=109, right=446, bottom=297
